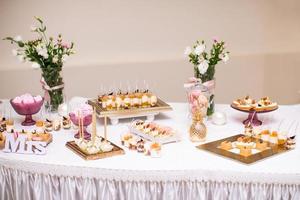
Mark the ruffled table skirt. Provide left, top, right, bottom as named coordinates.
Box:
left=1, top=163, right=300, bottom=200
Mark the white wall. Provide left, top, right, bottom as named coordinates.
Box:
left=0, top=0, right=299, bottom=104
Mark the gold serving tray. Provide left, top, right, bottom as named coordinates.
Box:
left=66, top=139, right=125, bottom=160
left=88, top=98, right=172, bottom=117
left=197, top=134, right=290, bottom=164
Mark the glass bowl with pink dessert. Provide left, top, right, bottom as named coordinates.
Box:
left=10, top=93, right=44, bottom=126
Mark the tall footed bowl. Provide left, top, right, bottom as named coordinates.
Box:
left=69, top=113, right=92, bottom=140
left=10, top=98, right=44, bottom=126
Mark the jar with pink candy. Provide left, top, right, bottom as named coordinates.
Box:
left=184, top=78, right=209, bottom=118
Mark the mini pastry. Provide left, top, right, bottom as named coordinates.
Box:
left=0, top=132, right=5, bottom=149
left=45, top=119, right=53, bottom=132
left=240, top=146, right=252, bottom=157
left=136, top=139, right=145, bottom=153
left=101, top=95, right=108, bottom=109
left=285, top=135, right=296, bottom=149
left=150, top=94, right=158, bottom=107
left=121, top=133, right=133, bottom=147
left=123, top=95, right=131, bottom=109
left=86, top=146, right=99, bottom=154
left=36, top=120, right=44, bottom=133
left=115, top=96, right=123, bottom=109
left=269, top=131, right=278, bottom=144
left=255, top=139, right=268, bottom=151
left=261, top=130, right=270, bottom=141
left=5, top=120, right=14, bottom=133
left=220, top=141, right=233, bottom=150
left=62, top=116, right=71, bottom=129
left=150, top=142, right=161, bottom=158
left=53, top=119, right=61, bottom=131
left=100, top=141, right=114, bottom=152
left=128, top=137, right=137, bottom=150
left=141, top=92, right=149, bottom=107
left=277, top=133, right=287, bottom=145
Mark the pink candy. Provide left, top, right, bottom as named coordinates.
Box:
left=74, top=103, right=92, bottom=117
left=13, top=93, right=43, bottom=105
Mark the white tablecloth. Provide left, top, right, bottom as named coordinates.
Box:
left=1, top=97, right=300, bottom=200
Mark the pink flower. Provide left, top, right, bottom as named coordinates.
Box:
left=61, top=43, right=70, bottom=48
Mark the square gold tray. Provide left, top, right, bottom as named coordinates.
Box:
left=66, top=138, right=125, bottom=160
left=87, top=98, right=172, bottom=117
left=197, top=134, right=290, bottom=164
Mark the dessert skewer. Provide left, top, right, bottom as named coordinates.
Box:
left=104, top=115, right=107, bottom=141
left=92, top=108, right=97, bottom=143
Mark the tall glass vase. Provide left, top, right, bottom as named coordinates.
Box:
left=193, top=65, right=216, bottom=117
left=41, top=66, right=65, bottom=112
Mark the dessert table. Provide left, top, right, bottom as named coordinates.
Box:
left=0, top=97, right=300, bottom=200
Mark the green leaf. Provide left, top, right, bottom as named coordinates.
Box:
left=35, top=16, right=43, bottom=24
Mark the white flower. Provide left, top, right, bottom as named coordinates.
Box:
left=30, top=25, right=37, bottom=31
left=52, top=56, right=58, bottom=63
left=184, top=46, right=192, bottom=56
left=62, top=54, right=69, bottom=62
left=12, top=49, right=18, bottom=56
left=194, top=44, right=205, bottom=55
left=37, top=47, right=48, bottom=59
left=221, top=53, right=229, bottom=63
left=17, top=55, right=25, bottom=63
left=14, top=35, right=22, bottom=42
left=31, top=62, right=40, bottom=69
left=197, top=60, right=209, bottom=75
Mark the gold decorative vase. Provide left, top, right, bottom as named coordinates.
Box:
left=189, top=109, right=207, bottom=142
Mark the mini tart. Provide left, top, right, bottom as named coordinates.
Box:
left=0, top=133, right=5, bottom=149
left=240, top=146, right=252, bottom=157
left=220, top=141, right=233, bottom=150
left=255, top=139, right=268, bottom=151
left=32, top=132, right=51, bottom=142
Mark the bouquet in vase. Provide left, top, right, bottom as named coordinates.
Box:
left=4, top=17, right=75, bottom=111
left=184, top=38, right=229, bottom=116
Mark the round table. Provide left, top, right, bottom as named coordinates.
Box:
left=1, top=98, right=300, bottom=200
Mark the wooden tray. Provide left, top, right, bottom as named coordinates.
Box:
left=197, top=134, right=290, bottom=164
left=88, top=98, right=172, bottom=117
left=66, top=139, right=125, bottom=160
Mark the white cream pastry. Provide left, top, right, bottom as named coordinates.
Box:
left=100, top=141, right=113, bottom=152
left=86, top=146, right=99, bottom=154
left=150, top=95, right=157, bottom=106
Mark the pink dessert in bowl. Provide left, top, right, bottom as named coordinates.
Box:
left=10, top=93, right=44, bottom=126
left=69, top=103, right=93, bottom=140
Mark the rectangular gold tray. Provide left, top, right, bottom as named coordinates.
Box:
left=197, top=134, right=290, bottom=164
left=87, top=98, right=172, bottom=117
left=66, top=139, right=125, bottom=160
